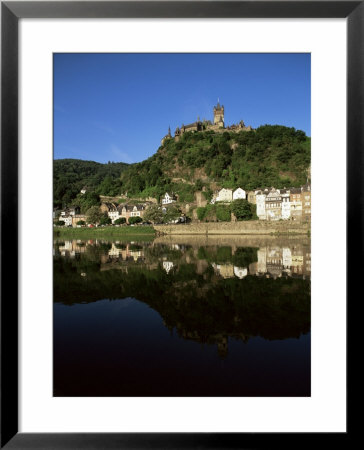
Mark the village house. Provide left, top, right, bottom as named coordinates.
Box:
left=280, top=189, right=291, bottom=220
left=117, top=204, right=146, bottom=223
left=290, top=188, right=303, bottom=221
left=72, top=214, right=87, bottom=227
left=60, top=206, right=80, bottom=217
left=215, top=188, right=233, bottom=203
left=130, top=204, right=145, bottom=218
left=232, top=187, right=246, bottom=200
left=59, top=215, right=73, bottom=227
left=247, top=191, right=256, bottom=204
left=265, top=189, right=283, bottom=220
left=162, top=192, right=177, bottom=205
left=100, top=202, right=119, bottom=222
left=301, top=184, right=311, bottom=221
left=255, top=189, right=269, bottom=220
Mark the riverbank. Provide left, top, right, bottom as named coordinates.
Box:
left=154, top=221, right=310, bottom=236
left=54, top=226, right=155, bottom=240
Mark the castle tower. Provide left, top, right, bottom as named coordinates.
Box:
left=213, top=100, right=224, bottom=127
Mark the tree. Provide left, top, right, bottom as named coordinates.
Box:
left=128, top=216, right=142, bottom=225
left=163, top=205, right=181, bottom=223
left=77, top=191, right=100, bottom=214
left=197, top=207, right=206, bottom=221
left=231, top=199, right=253, bottom=220
left=143, top=204, right=164, bottom=224
left=99, top=215, right=112, bottom=225
left=114, top=217, right=126, bottom=225
left=216, top=204, right=231, bottom=221
left=86, top=206, right=102, bottom=224
left=76, top=220, right=86, bottom=226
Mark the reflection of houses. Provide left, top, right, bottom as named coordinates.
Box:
left=234, top=267, right=248, bottom=279
left=107, top=243, right=145, bottom=262
left=212, top=263, right=235, bottom=279
left=255, top=245, right=310, bottom=279
left=163, top=261, right=174, bottom=273
left=257, top=248, right=267, bottom=274
left=282, top=247, right=292, bottom=268
left=57, top=240, right=87, bottom=258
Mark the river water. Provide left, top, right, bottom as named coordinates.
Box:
left=53, top=235, right=310, bottom=396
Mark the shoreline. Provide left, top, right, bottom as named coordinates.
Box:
left=54, top=221, right=310, bottom=240
left=154, top=221, right=310, bottom=236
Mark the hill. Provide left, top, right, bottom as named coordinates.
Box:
left=53, top=159, right=129, bottom=208
left=119, top=124, right=310, bottom=202
left=54, top=125, right=310, bottom=207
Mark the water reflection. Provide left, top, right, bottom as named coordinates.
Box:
left=54, top=236, right=311, bottom=280
left=54, top=235, right=310, bottom=396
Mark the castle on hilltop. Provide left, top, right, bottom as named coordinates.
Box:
left=161, top=102, right=253, bottom=145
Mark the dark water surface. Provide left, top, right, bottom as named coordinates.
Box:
left=54, top=235, right=311, bottom=396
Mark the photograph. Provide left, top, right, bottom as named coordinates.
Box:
left=53, top=53, right=311, bottom=397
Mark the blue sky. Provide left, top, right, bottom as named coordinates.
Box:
left=54, top=53, right=310, bottom=164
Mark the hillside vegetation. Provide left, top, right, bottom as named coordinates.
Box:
left=54, top=125, right=310, bottom=207
left=53, top=159, right=129, bottom=208
left=119, top=125, right=310, bottom=201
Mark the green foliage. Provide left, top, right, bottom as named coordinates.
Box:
left=196, top=207, right=207, bottom=221
left=54, top=220, right=64, bottom=226
left=114, top=217, right=126, bottom=225
left=99, top=215, right=112, bottom=225
left=232, top=247, right=258, bottom=267
left=54, top=125, right=310, bottom=208
left=53, top=159, right=128, bottom=208
left=202, top=188, right=213, bottom=202
left=163, top=205, right=181, bottom=223
left=76, top=220, right=86, bottom=226
left=128, top=216, right=143, bottom=225
left=76, top=191, right=100, bottom=214
left=231, top=199, right=254, bottom=221
left=216, top=204, right=231, bottom=222
left=143, top=204, right=164, bottom=224
left=86, top=206, right=103, bottom=224
left=195, top=179, right=204, bottom=191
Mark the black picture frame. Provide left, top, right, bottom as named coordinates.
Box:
left=1, top=1, right=359, bottom=448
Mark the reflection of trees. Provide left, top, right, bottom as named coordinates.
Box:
left=54, top=252, right=311, bottom=354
